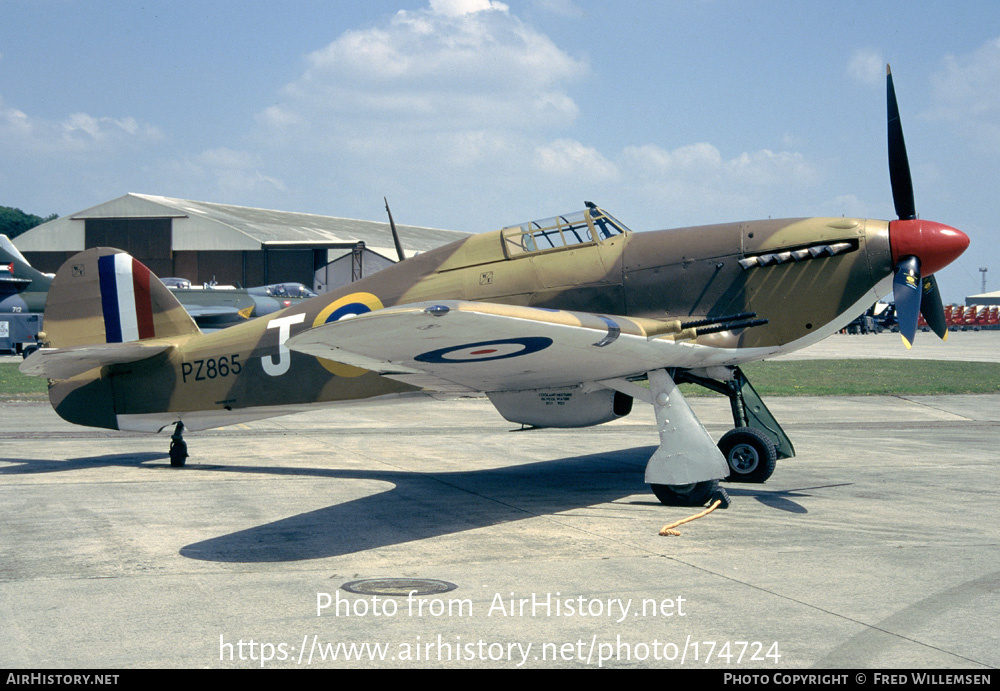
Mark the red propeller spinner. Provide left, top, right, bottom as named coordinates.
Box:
left=889, top=219, right=970, bottom=277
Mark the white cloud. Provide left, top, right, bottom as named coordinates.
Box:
left=848, top=48, right=884, bottom=86
left=782, top=132, right=807, bottom=149
left=0, top=102, right=32, bottom=137
left=243, top=2, right=819, bottom=230
left=264, top=1, right=586, bottom=144
left=439, top=130, right=519, bottom=167
left=0, top=96, right=167, bottom=213
left=64, top=113, right=147, bottom=141
left=256, top=105, right=303, bottom=129
left=728, top=149, right=816, bottom=187
left=624, top=142, right=723, bottom=175
left=243, top=0, right=593, bottom=223
left=429, top=0, right=508, bottom=17
left=0, top=97, right=161, bottom=156
left=928, top=36, right=1000, bottom=152
left=623, top=142, right=815, bottom=187
left=173, top=148, right=286, bottom=198
left=534, top=139, right=619, bottom=181
left=617, top=142, right=819, bottom=224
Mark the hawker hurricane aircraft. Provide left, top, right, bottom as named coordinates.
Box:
left=20, top=67, right=969, bottom=506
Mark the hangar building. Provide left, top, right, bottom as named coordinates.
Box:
left=966, top=291, right=1000, bottom=306
left=14, top=193, right=469, bottom=292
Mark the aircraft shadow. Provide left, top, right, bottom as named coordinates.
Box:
left=0, top=452, right=167, bottom=473
left=180, top=446, right=657, bottom=563
left=178, top=453, right=849, bottom=563
left=1, top=446, right=843, bottom=562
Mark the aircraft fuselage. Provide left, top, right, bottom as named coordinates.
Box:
left=46, top=214, right=899, bottom=433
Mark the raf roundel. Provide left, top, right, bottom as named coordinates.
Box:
left=314, top=292, right=385, bottom=326
left=312, top=292, right=385, bottom=377
left=415, top=337, right=553, bottom=364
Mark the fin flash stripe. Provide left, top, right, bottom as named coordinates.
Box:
left=98, top=253, right=155, bottom=343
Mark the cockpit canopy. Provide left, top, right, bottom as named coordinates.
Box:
left=247, top=282, right=318, bottom=299
left=501, top=203, right=630, bottom=257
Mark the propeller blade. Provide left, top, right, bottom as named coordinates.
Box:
left=919, top=274, right=948, bottom=340
left=885, top=66, right=968, bottom=349
left=887, top=65, right=916, bottom=221
left=893, top=256, right=921, bottom=349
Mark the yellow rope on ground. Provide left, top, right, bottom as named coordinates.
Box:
left=659, top=499, right=723, bottom=536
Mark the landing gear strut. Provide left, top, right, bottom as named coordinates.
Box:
left=169, top=421, right=188, bottom=467
left=672, top=367, right=793, bottom=483
left=641, top=369, right=731, bottom=508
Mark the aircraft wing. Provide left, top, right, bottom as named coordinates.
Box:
left=180, top=304, right=254, bottom=329
left=182, top=305, right=238, bottom=318
left=286, top=300, right=713, bottom=393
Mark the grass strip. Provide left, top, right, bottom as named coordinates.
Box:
left=0, top=362, right=47, bottom=398
left=1, top=359, right=998, bottom=401
left=689, top=359, right=1000, bottom=397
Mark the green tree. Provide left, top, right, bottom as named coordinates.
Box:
left=0, top=206, right=58, bottom=240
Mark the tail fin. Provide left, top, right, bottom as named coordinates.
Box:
left=0, top=234, right=51, bottom=292
left=43, top=247, right=200, bottom=349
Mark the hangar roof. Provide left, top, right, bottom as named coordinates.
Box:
left=966, top=291, right=1000, bottom=306
left=14, top=193, right=470, bottom=256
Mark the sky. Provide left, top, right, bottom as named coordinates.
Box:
left=1, top=0, right=997, bottom=302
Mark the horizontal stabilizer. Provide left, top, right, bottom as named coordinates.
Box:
left=0, top=276, right=31, bottom=289
left=20, top=342, right=174, bottom=380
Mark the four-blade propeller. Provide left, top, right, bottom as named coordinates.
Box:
left=886, top=65, right=970, bottom=348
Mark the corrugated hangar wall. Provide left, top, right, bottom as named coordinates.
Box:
left=23, top=218, right=328, bottom=287
left=165, top=246, right=323, bottom=289
left=85, top=218, right=173, bottom=278
left=23, top=222, right=322, bottom=288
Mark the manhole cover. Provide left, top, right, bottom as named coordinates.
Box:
left=341, top=578, right=458, bottom=597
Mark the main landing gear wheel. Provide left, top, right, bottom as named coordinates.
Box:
left=651, top=480, right=725, bottom=507
left=169, top=421, right=188, bottom=468
left=718, top=427, right=776, bottom=483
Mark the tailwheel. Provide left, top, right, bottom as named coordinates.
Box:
left=169, top=421, right=188, bottom=468
left=651, top=480, right=723, bottom=507
left=719, top=427, right=776, bottom=483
